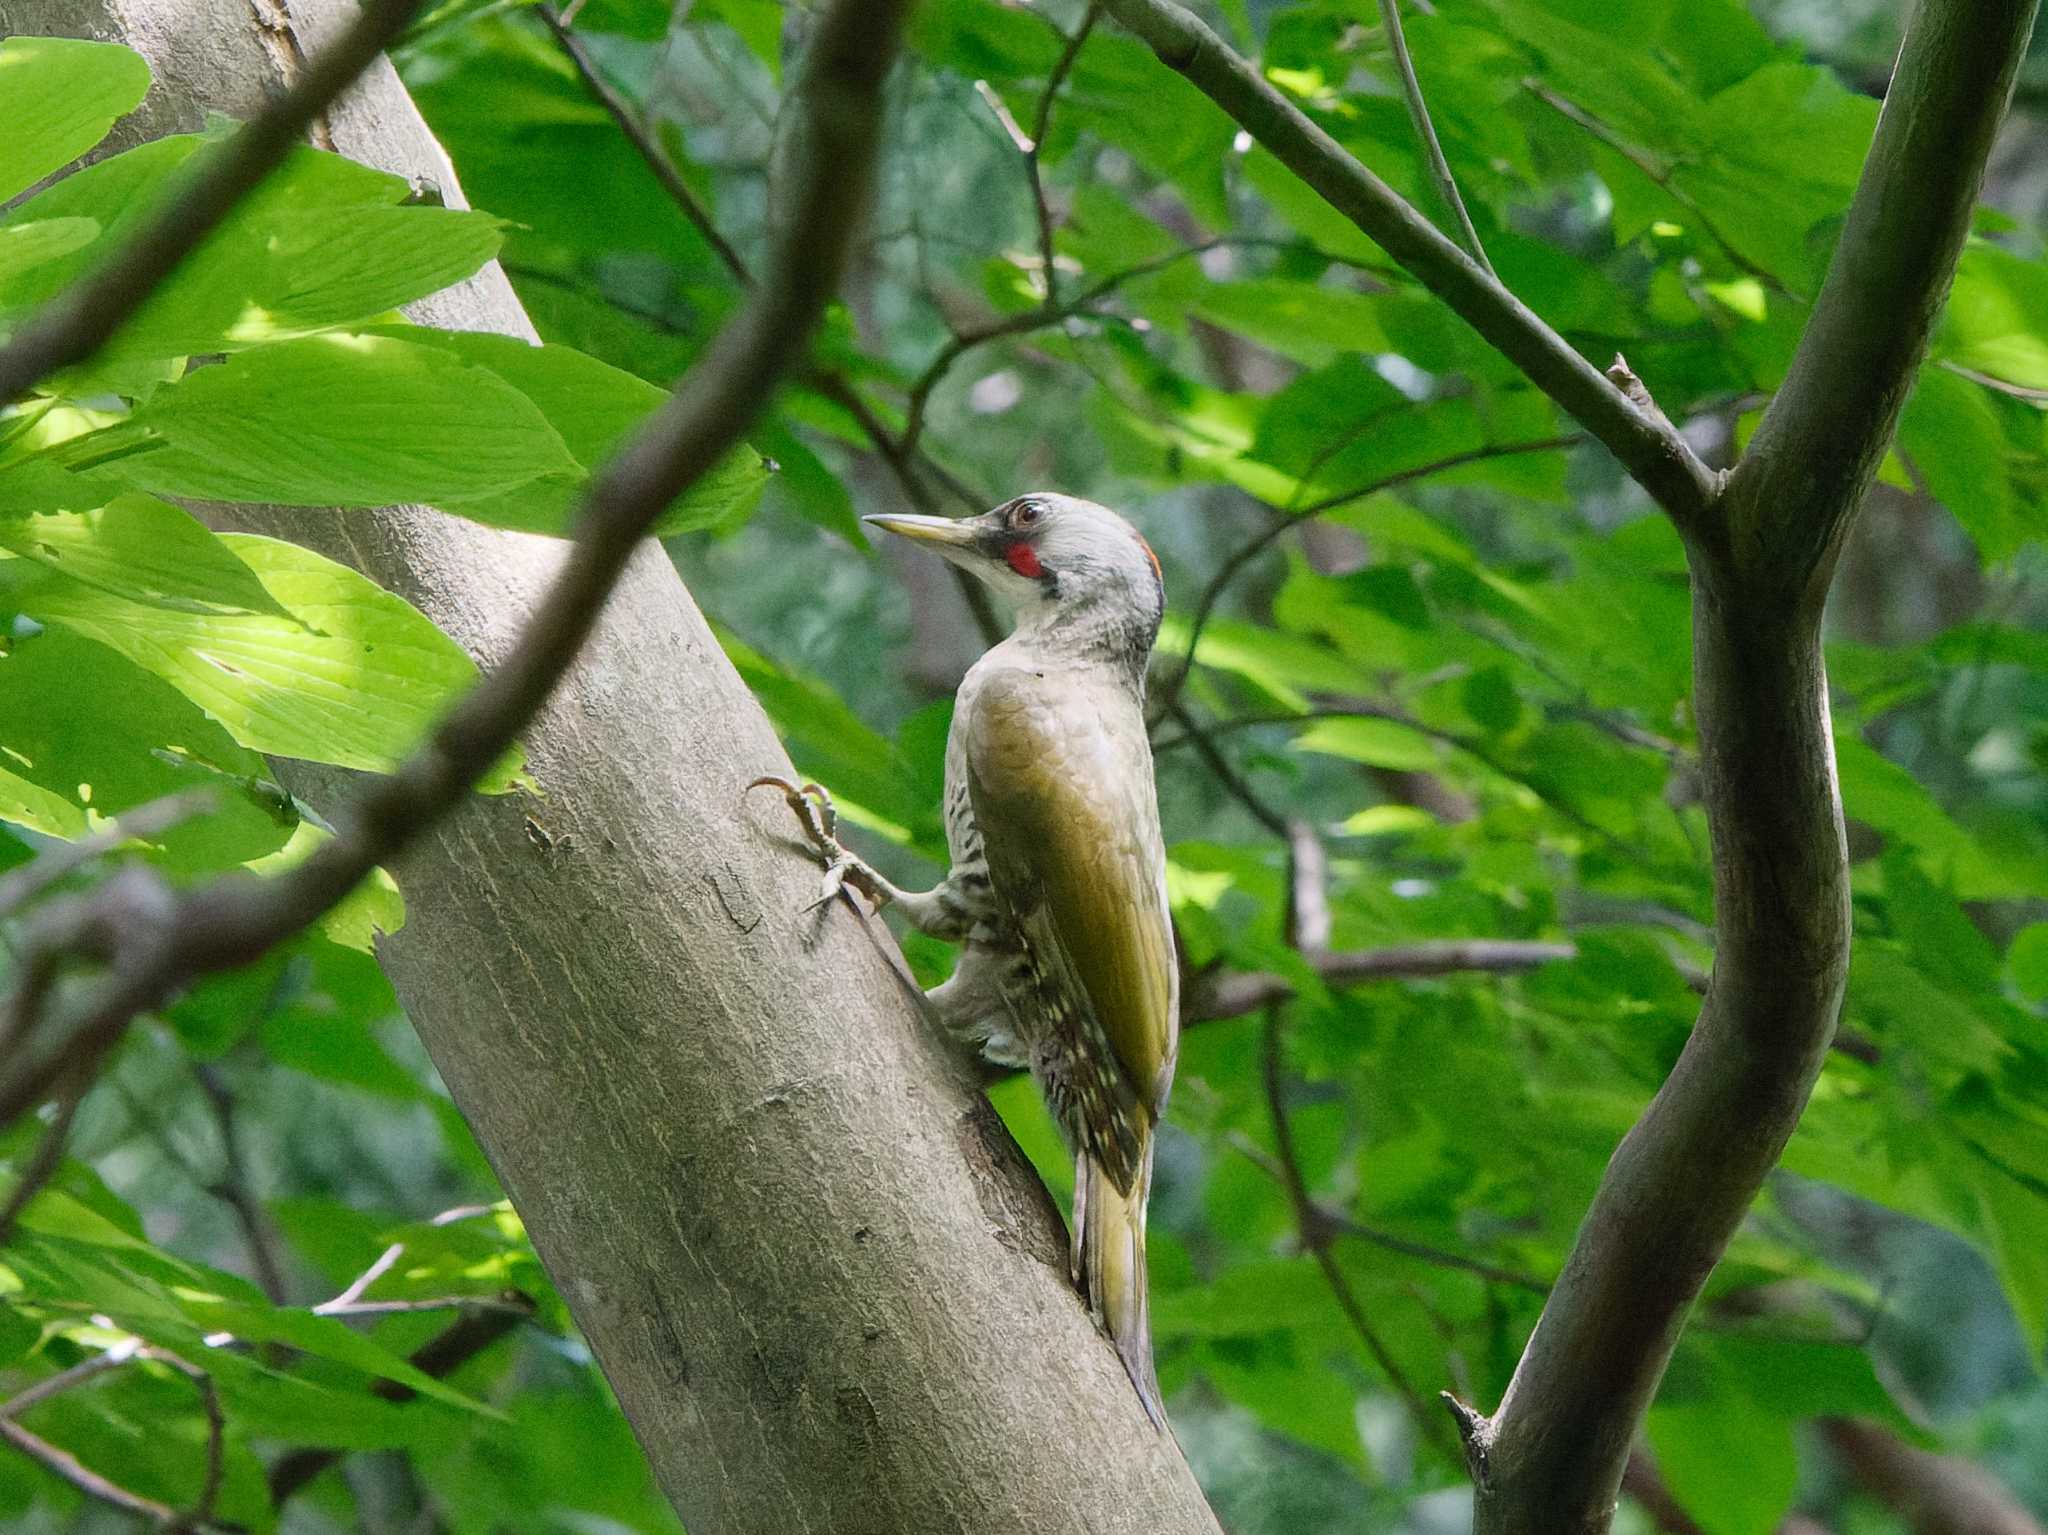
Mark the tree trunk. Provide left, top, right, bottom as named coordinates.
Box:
left=0, top=2, right=1222, bottom=1529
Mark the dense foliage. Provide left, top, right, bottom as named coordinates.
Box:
left=1, top=2, right=2045, bottom=1531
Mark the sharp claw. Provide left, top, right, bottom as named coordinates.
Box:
left=800, top=782, right=839, bottom=839
left=805, top=862, right=850, bottom=913
left=751, top=774, right=874, bottom=913
left=748, top=774, right=843, bottom=854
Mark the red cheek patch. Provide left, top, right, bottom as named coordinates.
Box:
left=1004, top=541, right=1045, bottom=579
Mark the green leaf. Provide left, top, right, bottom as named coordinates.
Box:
left=245, top=823, right=409, bottom=952
left=1897, top=368, right=2022, bottom=562
left=0, top=216, right=99, bottom=289
left=3, top=136, right=503, bottom=366
left=1462, top=666, right=1523, bottom=733
left=1292, top=716, right=1447, bottom=772
left=360, top=326, right=774, bottom=535
left=1837, top=732, right=2047, bottom=899
left=180, top=1298, right=501, bottom=1416
left=0, top=465, right=291, bottom=616
left=8, top=533, right=521, bottom=787
left=115, top=334, right=579, bottom=507
left=0, top=626, right=295, bottom=871
left=1938, top=242, right=2048, bottom=391
left=2009, top=923, right=2048, bottom=1003
left=1645, top=1400, right=1797, bottom=1535
left=0, top=37, right=151, bottom=203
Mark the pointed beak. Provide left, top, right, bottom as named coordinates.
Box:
left=862, top=513, right=981, bottom=550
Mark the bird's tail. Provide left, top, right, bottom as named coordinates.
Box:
left=1075, top=1139, right=1165, bottom=1429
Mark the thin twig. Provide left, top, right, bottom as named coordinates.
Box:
left=1284, top=819, right=1331, bottom=955
left=314, top=1201, right=498, bottom=1315
left=0, top=0, right=906, bottom=1132
left=0, top=1340, right=141, bottom=1419
left=1376, top=0, right=1492, bottom=275
left=1324, top=1211, right=1551, bottom=1295
left=0, top=793, right=215, bottom=924
left=1165, top=699, right=1289, bottom=838
left=0, top=1419, right=186, bottom=1525
left=531, top=25, right=1011, bottom=652
left=267, top=1295, right=536, bottom=1506
left=141, top=1347, right=226, bottom=1532
left=1260, top=1012, right=1457, bottom=1458
left=1522, top=81, right=1789, bottom=298
left=1193, top=939, right=1578, bottom=1021
left=1024, top=7, right=1100, bottom=304
left=0, top=0, right=432, bottom=405
left=1096, top=0, right=1719, bottom=524
left=0, top=1066, right=88, bottom=1247
left=1150, top=435, right=1581, bottom=724
left=0, top=1341, right=229, bottom=1529
left=897, top=235, right=1381, bottom=458
left=537, top=2, right=754, bottom=288
left=314, top=1296, right=536, bottom=1318
left=192, top=1065, right=291, bottom=1305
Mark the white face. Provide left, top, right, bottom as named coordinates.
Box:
left=960, top=493, right=1166, bottom=626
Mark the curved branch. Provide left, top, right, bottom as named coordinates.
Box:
left=537, top=2, right=753, bottom=288
left=1261, top=1012, right=1454, bottom=1456
left=0, top=0, right=903, bottom=1126
left=1095, top=0, right=1717, bottom=525
left=1724, top=0, right=2038, bottom=600
left=1457, top=4, right=2040, bottom=1530
left=1821, top=1418, right=2046, bottom=1535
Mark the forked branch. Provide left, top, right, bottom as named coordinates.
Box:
left=1095, top=0, right=1718, bottom=526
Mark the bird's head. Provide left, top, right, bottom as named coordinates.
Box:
left=864, top=493, right=1165, bottom=654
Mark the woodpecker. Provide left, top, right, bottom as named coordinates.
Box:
left=753, top=493, right=1178, bottom=1427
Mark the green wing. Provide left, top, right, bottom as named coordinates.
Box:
left=963, top=668, right=1178, bottom=1162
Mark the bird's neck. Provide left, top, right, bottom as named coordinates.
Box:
left=1008, top=595, right=1158, bottom=695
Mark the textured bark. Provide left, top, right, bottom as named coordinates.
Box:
left=0, top=2, right=1222, bottom=1530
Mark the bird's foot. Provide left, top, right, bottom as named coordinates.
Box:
left=746, top=777, right=893, bottom=912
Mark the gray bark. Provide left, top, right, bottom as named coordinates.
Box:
left=0, top=1, right=1222, bottom=1529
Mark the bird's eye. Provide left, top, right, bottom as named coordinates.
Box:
left=1010, top=500, right=1043, bottom=530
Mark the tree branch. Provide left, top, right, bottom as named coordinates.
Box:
left=1260, top=1012, right=1455, bottom=1458
left=192, top=1065, right=291, bottom=1306
left=1376, top=0, right=1492, bottom=276
left=0, top=1342, right=228, bottom=1532
left=0, top=0, right=429, bottom=406
left=0, top=0, right=902, bottom=1131
left=1455, top=5, right=2040, bottom=1529
left=1820, top=1417, right=2047, bottom=1535
left=1025, top=6, right=1099, bottom=305
left=0, top=1418, right=189, bottom=1527
left=1722, top=0, right=2039, bottom=602
left=536, top=2, right=753, bottom=289
left=1095, top=0, right=1718, bottom=525
left=1189, top=939, right=1579, bottom=1022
